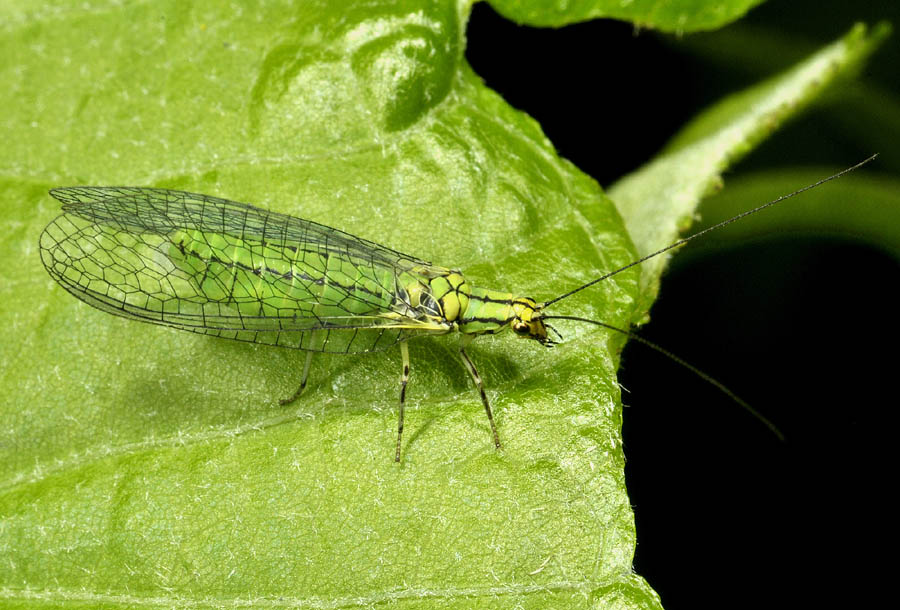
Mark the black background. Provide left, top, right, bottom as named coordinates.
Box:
left=467, top=2, right=898, bottom=608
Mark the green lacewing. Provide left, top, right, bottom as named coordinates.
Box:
left=39, top=157, right=875, bottom=460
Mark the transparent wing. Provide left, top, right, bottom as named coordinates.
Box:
left=40, top=187, right=452, bottom=353
left=49, top=186, right=434, bottom=267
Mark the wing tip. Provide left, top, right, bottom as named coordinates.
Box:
left=49, top=186, right=127, bottom=207
left=49, top=186, right=89, bottom=204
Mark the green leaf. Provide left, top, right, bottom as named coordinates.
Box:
left=608, top=22, right=890, bottom=316
left=0, top=2, right=886, bottom=609
left=487, top=0, right=766, bottom=32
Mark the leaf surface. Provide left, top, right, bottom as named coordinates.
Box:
left=0, top=2, right=886, bottom=608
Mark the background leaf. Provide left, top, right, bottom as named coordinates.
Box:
left=487, top=0, right=766, bottom=31
left=609, top=23, right=889, bottom=313
left=0, top=1, right=892, bottom=609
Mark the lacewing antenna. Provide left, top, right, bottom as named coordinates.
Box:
left=541, top=315, right=785, bottom=440
left=539, top=155, right=878, bottom=439
left=542, top=154, right=878, bottom=309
